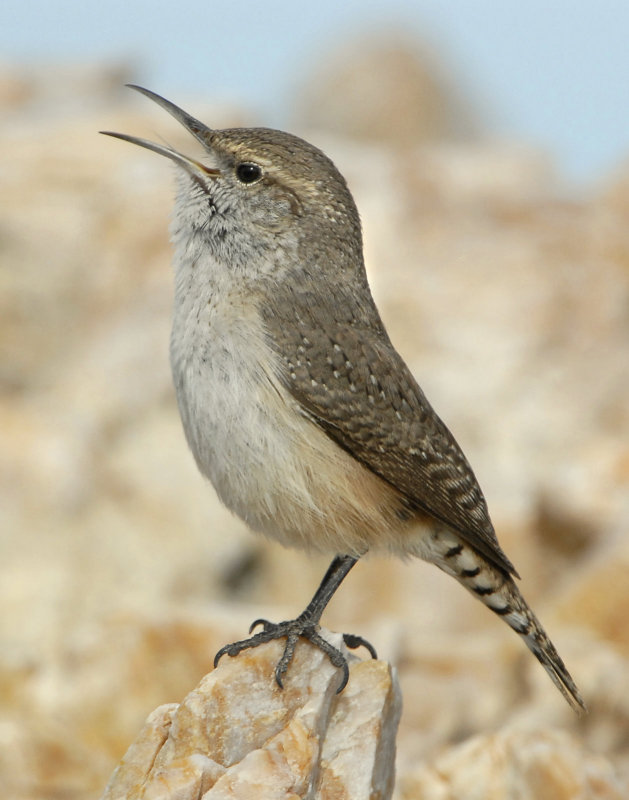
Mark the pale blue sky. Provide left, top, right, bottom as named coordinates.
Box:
left=4, top=0, right=629, bottom=183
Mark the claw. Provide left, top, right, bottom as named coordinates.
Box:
left=343, top=633, right=378, bottom=659
left=213, top=643, right=230, bottom=668
left=309, top=630, right=351, bottom=692
left=274, top=633, right=299, bottom=690
left=213, top=618, right=376, bottom=693
left=335, top=662, right=350, bottom=693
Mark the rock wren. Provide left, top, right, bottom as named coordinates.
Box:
left=102, top=86, right=585, bottom=712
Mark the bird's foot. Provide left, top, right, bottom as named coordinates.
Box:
left=213, top=617, right=377, bottom=693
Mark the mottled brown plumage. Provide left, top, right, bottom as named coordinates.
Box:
left=262, top=285, right=517, bottom=576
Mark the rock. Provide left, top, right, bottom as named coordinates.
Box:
left=398, top=727, right=626, bottom=800
left=295, top=32, right=478, bottom=145
left=101, top=632, right=401, bottom=799
left=553, top=529, right=629, bottom=656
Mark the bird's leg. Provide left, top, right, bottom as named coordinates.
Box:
left=214, top=554, right=377, bottom=692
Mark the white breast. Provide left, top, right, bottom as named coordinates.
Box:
left=168, top=251, right=413, bottom=557
left=170, top=279, right=284, bottom=511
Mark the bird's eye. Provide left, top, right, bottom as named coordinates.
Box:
left=235, top=162, right=263, bottom=184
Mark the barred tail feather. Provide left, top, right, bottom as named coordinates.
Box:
left=432, top=531, right=587, bottom=714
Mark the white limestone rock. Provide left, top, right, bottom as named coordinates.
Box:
left=398, top=727, right=626, bottom=800
left=101, top=631, right=401, bottom=799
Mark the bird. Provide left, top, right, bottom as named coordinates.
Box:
left=101, top=85, right=586, bottom=713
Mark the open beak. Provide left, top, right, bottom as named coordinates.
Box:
left=100, top=85, right=220, bottom=178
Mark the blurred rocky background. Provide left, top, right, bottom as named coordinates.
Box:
left=2, top=30, right=629, bottom=799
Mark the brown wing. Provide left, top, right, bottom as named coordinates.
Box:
left=262, top=284, right=517, bottom=577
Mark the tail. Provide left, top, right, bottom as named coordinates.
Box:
left=432, top=531, right=587, bottom=714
